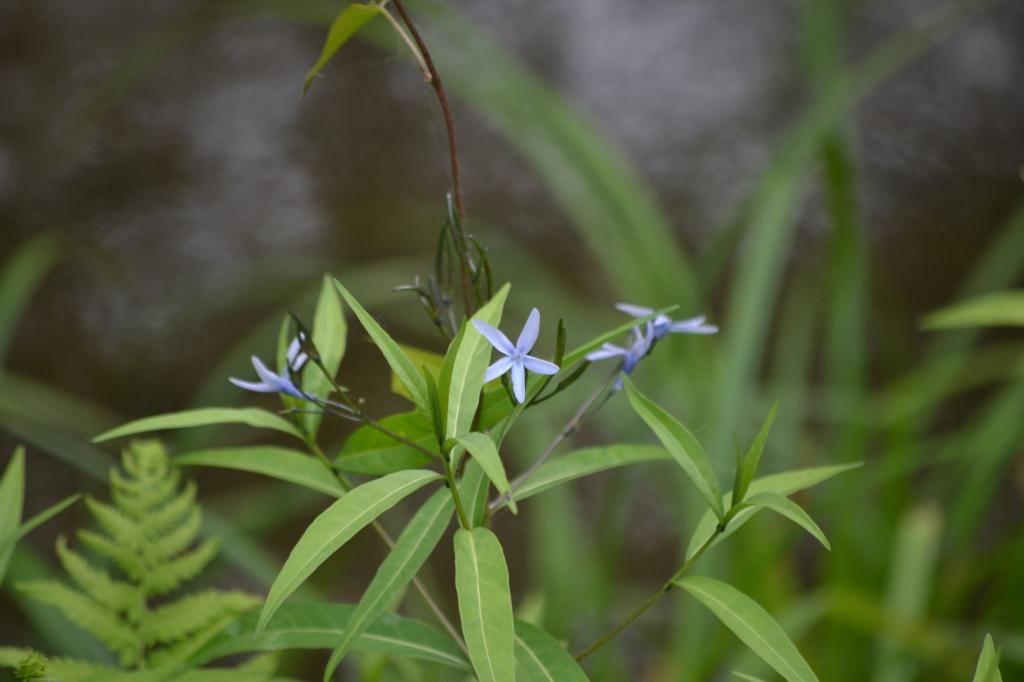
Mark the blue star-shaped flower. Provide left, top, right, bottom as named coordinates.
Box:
left=473, top=308, right=559, bottom=404
left=585, top=321, right=654, bottom=388
left=229, top=338, right=309, bottom=400
left=615, top=303, right=718, bottom=338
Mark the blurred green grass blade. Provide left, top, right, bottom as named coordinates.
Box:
left=923, top=290, right=1024, bottom=329
left=675, top=576, right=819, bottom=682
left=0, top=234, right=60, bottom=365
left=174, top=447, right=345, bottom=497
left=324, top=490, right=454, bottom=679
left=971, top=634, right=1003, bottom=682
left=0, top=494, right=80, bottom=555
left=0, top=447, right=25, bottom=585
left=513, top=620, right=590, bottom=682
left=872, top=504, right=943, bottom=682
left=257, top=470, right=441, bottom=631
left=191, top=602, right=469, bottom=670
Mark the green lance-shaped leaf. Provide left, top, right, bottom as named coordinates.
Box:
left=174, top=447, right=344, bottom=498
left=333, top=279, right=429, bottom=413
left=0, top=447, right=25, bottom=585
left=258, top=469, right=441, bottom=631
left=454, top=527, right=515, bottom=682
left=924, top=290, right=1024, bottom=330
left=0, top=495, right=81, bottom=555
left=732, top=402, right=778, bottom=506
left=675, top=576, right=819, bottom=682
left=190, top=602, right=469, bottom=671
left=303, top=3, right=384, bottom=95
left=513, top=620, right=590, bottom=682
left=687, top=463, right=860, bottom=559
left=392, top=344, right=446, bottom=402
left=971, top=634, right=1003, bottom=682
left=93, top=408, right=303, bottom=443
left=323, top=490, right=454, bottom=679
left=303, top=275, right=347, bottom=437
left=623, top=376, right=724, bottom=520
left=335, top=411, right=436, bottom=475
left=742, top=492, right=830, bottom=550
left=444, top=284, right=510, bottom=440
left=502, top=444, right=669, bottom=509
left=456, top=432, right=515, bottom=515
left=460, top=459, right=491, bottom=527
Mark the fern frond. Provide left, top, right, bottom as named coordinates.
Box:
left=146, top=612, right=239, bottom=670
left=55, top=536, right=139, bottom=615
left=140, top=589, right=258, bottom=646
left=146, top=506, right=202, bottom=564
left=144, top=538, right=220, bottom=596
left=109, top=467, right=178, bottom=520
left=143, top=480, right=197, bottom=537
left=47, top=656, right=120, bottom=681
left=17, top=581, right=139, bottom=666
left=0, top=647, right=36, bottom=668
left=77, top=529, right=144, bottom=580
left=85, top=496, right=141, bottom=552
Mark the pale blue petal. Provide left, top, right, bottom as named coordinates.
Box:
left=586, top=344, right=627, bottom=361
left=251, top=356, right=279, bottom=385
left=511, top=362, right=526, bottom=404
left=523, top=356, right=559, bottom=375
left=278, top=379, right=308, bottom=400
left=472, top=320, right=515, bottom=355
left=615, top=303, right=654, bottom=318
left=484, top=356, right=515, bottom=382
left=516, top=308, right=541, bottom=354
left=669, top=316, right=718, bottom=335
left=287, top=337, right=309, bottom=371
left=229, top=377, right=276, bottom=393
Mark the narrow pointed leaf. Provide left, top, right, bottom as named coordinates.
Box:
left=623, top=376, right=723, bottom=519
left=514, top=620, right=589, bottom=682
left=174, top=447, right=344, bottom=497
left=392, top=343, right=445, bottom=402
left=454, top=527, right=515, bottom=682
left=924, top=290, right=1024, bottom=329
left=460, top=459, right=491, bottom=527
left=94, top=408, right=303, bottom=443
left=687, top=463, right=860, bottom=559
left=502, top=445, right=669, bottom=509
left=0, top=447, right=25, bottom=584
left=971, top=634, right=1003, bottom=682
left=735, top=402, right=778, bottom=505
left=323, top=490, right=454, bottom=679
left=303, top=3, right=383, bottom=95
left=190, top=602, right=469, bottom=670
left=303, top=275, right=347, bottom=436
left=0, top=494, right=80, bottom=554
left=456, top=433, right=515, bottom=514
left=333, top=279, right=428, bottom=412
left=675, top=576, right=819, bottom=682
left=257, top=470, right=441, bottom=631
left=444, top=284, right=510, bottom=439
left=744, top=492, right=830, bottom=550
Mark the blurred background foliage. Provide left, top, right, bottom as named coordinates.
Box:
left=1, top=0, right=1023, bottom=679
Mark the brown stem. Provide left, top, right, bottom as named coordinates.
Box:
left=389, top=0, right=474, bottom=314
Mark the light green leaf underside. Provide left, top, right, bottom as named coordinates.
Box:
left=257, top=469, right=441, bottom=631
left=190, top=602, right=469, bottom=670
left=174, top=447, right=344, bottom=497
left=454, top=527, right=515, bottom=682
left=623, top=376, right=724, bottom=519
left=687, top=463, right=861, bottom=559
left=513, top=620, right=589, bottom=682
left=445, top=284, right=510, bottom=440
left=323, top=489, right=454, bottom=679
left=676, top=576, right=819, bottom=682
left=94, top=408, right=303, bottom=443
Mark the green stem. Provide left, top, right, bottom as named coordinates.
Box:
left=573, top=523, right=727, bottom=662
left=442, top=453, right=472, bottom=529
